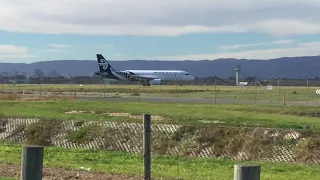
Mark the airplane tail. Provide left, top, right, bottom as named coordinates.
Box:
left=96, top=54, right=114, bottom=73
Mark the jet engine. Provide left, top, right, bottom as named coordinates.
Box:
left=149, top=79, right=162, bottom=85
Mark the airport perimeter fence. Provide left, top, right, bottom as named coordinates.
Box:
left=0, top=115, right=319, bottom=179
left=1, top=78, right=320, bottom=106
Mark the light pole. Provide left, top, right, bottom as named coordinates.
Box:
left=276, top=75, right=280, bottom=104
left=68, top=74, right=73, bottom=96
left=305, top=75, right=309, bottom=107
left=214, top=74, right=217, bottom=104
left=99, top=78, right=102, bottom=99
left=0, top=75, right=4, bottom=96
left=39, top=75, right=42, bottom=100
left=174, top=74, right=177, bottom=103
left=138, top=75, right=141, bottom=102
left=253, top=74, right=257, bottom=104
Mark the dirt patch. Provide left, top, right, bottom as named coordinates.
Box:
left=198, top=120, right=224, bottom=124
left=107, top=112, right=164, bottom=121
left=0, top=163, right=141, bottom=180
left=65, top=110, right=94, bottom=114
left=19, top=95, right=75, bottom=102
left=65, top=110, right=164, bottom=120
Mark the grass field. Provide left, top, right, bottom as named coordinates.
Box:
left=0, top=100, right=320, bottom=130
left=0, top=144, right=319, bottom=180
left=0, top=177, right=14, bottom=180
left=2, top=83, right=320, bottom=102
left=1, top=99, right=320, bottom=179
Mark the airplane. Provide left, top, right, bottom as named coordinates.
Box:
left=93, top=54, right=195, bottom=86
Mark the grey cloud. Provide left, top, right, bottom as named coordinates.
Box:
left=1, top=0, right=320, bottom=36
left=27, top=2, right=319, bottom=26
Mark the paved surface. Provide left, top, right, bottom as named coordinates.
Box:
left=78, top=96, right=320, bottom=106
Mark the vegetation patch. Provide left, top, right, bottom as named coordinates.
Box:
left=0, top=118, right=8, bottom=126
left=0, top=94, right=19, bottom=100
left=280, top=111, right=320, bottom=118
left=154, top=126, right=297, bottom=159
left=295, top=135, right=320, bottom=163
left=24, top=119, right=63, bottom=146
left=9, top=124, right=26, bottom=137
left=65, top=123, right=104, bottom=144
left=62, top=124, right=320, bottom=164
left=0, top=118, right=8, bottom=134
left=1, top=118, right=319, bottom=164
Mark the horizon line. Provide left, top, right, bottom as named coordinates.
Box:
left=0, top=55, right=318, bottom=64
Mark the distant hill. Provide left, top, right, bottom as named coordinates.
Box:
left=1, top=56, right=319, bottom=79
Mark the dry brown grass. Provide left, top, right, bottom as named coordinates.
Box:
left=65, top=110, right=164, bottom=120
left=0, top=92, right=76, bottom=102
left=22, top=95, right=75, bottom=101
left=0, top=94, right=19, bottom=100
left=295, top=135, right=320, bottom=163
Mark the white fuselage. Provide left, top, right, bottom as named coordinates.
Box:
left=123, top=70, right=195, bottom=81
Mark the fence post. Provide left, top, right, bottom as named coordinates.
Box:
left=234, top=164, right=260, bottom=180
left=21, top=145, right=44, bottom=180
left=143, top=114, right=151, bottom=180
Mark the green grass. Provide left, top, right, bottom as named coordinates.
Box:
left=3, top=83, right=320, bottom=102
left=0, top=100, right=320, bottom=131
left=0, top=177, right=15, bottom=180
left=0, top=144, right=319, bottom=180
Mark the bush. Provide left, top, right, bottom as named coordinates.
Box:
left=66, top=123, right=103, bottom=143
left=295, top=135, right=320, bottom=163
left=25, top=119, right=63, bottom=146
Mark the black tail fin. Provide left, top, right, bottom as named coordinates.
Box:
left=96, top=54, right=113, bottom=73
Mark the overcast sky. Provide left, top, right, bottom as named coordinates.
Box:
left=1, top=0, right=320, bottom=62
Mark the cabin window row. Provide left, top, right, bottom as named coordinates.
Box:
left=139, top=73, right=178, bottom=75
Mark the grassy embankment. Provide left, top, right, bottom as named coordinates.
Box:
left=0, top=100, right=320, bottom=130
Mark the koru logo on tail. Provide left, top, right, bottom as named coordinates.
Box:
left=99, top=59, right=108, bottom=70
left=316, top=89, right=320, bottom=95
left=99, top=59, right=107, bottom=64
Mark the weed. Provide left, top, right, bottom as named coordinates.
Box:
left=295, top=135, right=320, bottom=163
left=66, top=123, right=103, bottom=143
left=0, top=94, right=19, bottom=100
left=0, top=118, right=8, bottom=126
left=25, top=119, right=63, bottom=146
left=74, top=120, right=85, bottom=126
left=10, top=124, right=26, bottom=137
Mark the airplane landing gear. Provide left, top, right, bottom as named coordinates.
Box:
left=142, top=80, right=150, bottom=86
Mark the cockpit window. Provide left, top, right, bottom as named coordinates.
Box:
left=185, top=73, right=190, bottom=75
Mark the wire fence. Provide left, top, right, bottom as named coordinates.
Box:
left=1, top=78, right=320, bottom=106
left=0, top=116, right=319, bottom=179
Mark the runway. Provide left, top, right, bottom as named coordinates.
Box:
left=79, top=96, right=320, bottom=106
